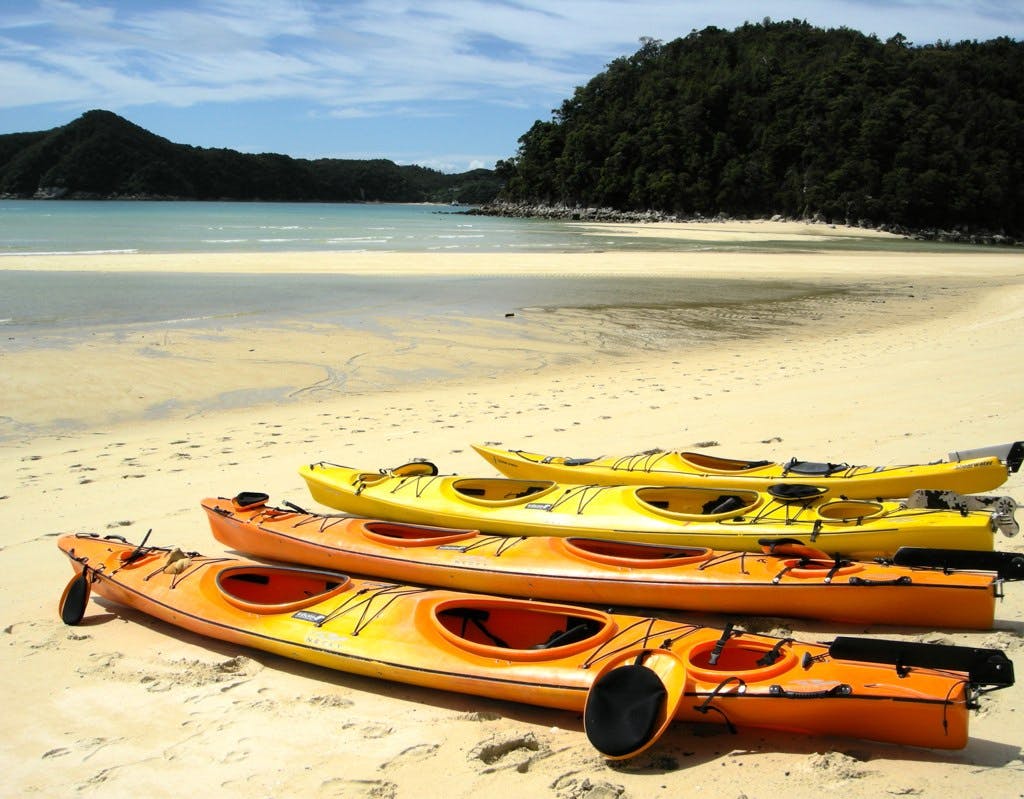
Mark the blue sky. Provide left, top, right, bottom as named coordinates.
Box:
left=1, top=1, right=1021, bottom=173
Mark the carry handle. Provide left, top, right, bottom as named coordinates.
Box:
left=769, top=683, right=852, bottom=698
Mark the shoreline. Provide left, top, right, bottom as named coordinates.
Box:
left=470, top=204, right=1024, bottom=247
left=3, top=250, right=1019, bottom=442
left=3, top=233, right=1023, bottom=797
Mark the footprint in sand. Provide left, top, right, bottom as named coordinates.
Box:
left=306, top=693, right=354, bottom=709
left=334, top=716, right=394, bottom=738
left=318, top=778, right=397, bottom=799
left=78, top=652, right=262, bottom=693
left=377, top=743, right=439, bottom=771
left=6, top=618, right=74, bottom=654
left=232, top=698, right=276, bottom=713
left=802, top=750, right=871, bottom=780
left=551, top=773, right=626, bottom=799
left=220, top=748, right=249, bottom=764
left=982, top=630, right=1024, bottom=651
left=62, top=736, right=127, bottom=763
left=470, top=731, right=548, bottom=773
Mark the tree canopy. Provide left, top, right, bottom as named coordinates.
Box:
left=0, top=110, right=501, bottom=204
left=496, top=21, right=1023, bottom=236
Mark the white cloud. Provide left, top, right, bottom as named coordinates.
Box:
left=0, top=57, right=89, bottom=106
left=1, top=0, right=1020, bottom=170
left=3, top=0, right=1019, bottom=115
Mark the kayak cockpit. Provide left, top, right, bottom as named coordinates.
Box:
left=451, top=478, right=557, bottom=506
left=816, top=499, right=886, bottom=522
left=361, top=521, right=478, bottom=547
left=635, top=486, right=761, bottom=518
left=686, top=628, right=799, bottom=681
left=351, top=460, right=440, bottom=487
left=217, top=566, right=352, bottom=614
left=558, top=537, right=713, bottom=568
left=676, top=451, right=775, bottom=473
left=432, top=598, right=615, bottom=660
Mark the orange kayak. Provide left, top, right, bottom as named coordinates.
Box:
left=57, top=532, right=1014, bottom=754
left=203, top=492, right=1016, bottom=629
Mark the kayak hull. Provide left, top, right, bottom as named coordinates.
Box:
left=58, top=533, right=1001, bottom=751
left=204, top=494, right=999, bottom=628
left=298, top=462, right=999, bottom=559
left=472, top=444, right=1013, bottom=499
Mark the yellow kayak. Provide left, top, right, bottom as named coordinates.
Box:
left=471, top=441, right=1024, bottom=499
left=57, top=532, right=1016, bottom=754
left=298, top=461, right=1005, bottom=559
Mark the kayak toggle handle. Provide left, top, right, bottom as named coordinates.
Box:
left=769, top=683, right=852, bottom=698
left=847, top=575, right=913, bottom=586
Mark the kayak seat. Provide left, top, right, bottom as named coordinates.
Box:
left=532, top=618, right=603, bottom=650
left=454, top=480, right=551, bottom=501
left=584, top=662, right=667, bottom=758
left=438, top=607, right=510, bottom=648
left=500, top=485, right=547, bottom=499
left=767, top=484, right=829, bottom=502
left=233, top=491, right=270, bottom=509
left=680, top=452, right=774, bottom=471
left=783, top=458, right=848, bottom=477
left=701, top=494, right=747, bottom=515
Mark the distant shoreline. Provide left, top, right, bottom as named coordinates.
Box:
left=467, top=202, right=1024, bottom=247
left=4, top=193, right=1019, bottom=247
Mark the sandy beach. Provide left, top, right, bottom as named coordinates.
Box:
left=3, top=220, right=1023, bottom=798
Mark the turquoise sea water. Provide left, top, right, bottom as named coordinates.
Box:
left=0, top=200, right=590, bottom=256
left=0, top=199, right=965, bottom=256
left=0, top=200, right=962, bottom=339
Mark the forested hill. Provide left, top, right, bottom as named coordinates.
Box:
left=495, top=21, right=1023, bottom=237
left=0, top=110, right=501, bottom=204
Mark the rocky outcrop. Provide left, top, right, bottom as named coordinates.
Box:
left=465, top=202, right=686, bottom=223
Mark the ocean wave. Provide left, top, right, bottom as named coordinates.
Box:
left=0, top=248, right=140, bottom=256
left=153, top=312, right=245, bottom=325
